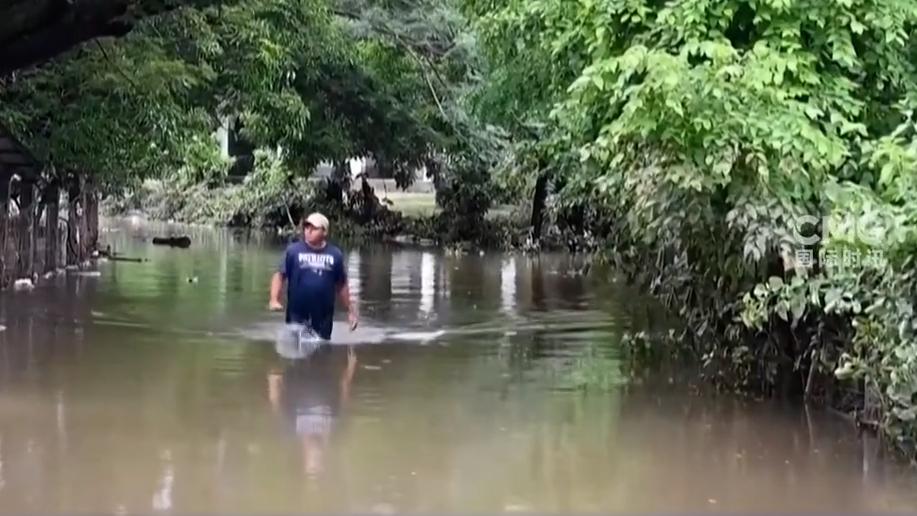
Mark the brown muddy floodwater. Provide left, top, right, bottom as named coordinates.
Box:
left=1, top=218, right=916, bottom=514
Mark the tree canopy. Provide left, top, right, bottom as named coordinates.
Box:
left=0, top=0, right=482, bottom=191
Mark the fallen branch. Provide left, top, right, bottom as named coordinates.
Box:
left=285, top=202, right=296, bottom=228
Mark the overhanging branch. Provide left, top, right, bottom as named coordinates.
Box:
left=0, top=0, right=229, bottom=76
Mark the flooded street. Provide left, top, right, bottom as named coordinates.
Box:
left=1, top=220, right=916, bottom=513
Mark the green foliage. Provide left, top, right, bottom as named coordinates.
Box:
left=0, top=27, right=218, bottom=189
left=468, top=0, right=917, bottom=455
left=0, top=0, right=476, bottom=193
left=119, top=149, right=319, bottom=225
left=337, top=0, right=510, bottom=221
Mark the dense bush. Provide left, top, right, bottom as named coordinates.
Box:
left=467, top=0, right=917, bottom=455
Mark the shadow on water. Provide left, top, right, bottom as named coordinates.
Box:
left=0, top=219, right=916, bottom=512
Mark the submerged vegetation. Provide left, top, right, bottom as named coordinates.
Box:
left=4, top=0, right=917, bottom=458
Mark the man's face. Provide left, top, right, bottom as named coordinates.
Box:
left=303, top=223, right=326, bottom=246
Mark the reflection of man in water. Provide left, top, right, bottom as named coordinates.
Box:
left=268, top=345, right=357, bottom=477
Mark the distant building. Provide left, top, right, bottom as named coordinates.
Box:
left=313, top=156, right=431, bottom=192
left=216, top=117, right=255, bottom=177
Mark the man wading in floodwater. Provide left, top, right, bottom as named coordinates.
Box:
left=269, top=212, right=358, bottom=341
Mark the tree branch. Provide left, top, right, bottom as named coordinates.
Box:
left=94, top=40, right=142, bottom=93
left=398, top=38, right=448, bottom=119
left=0, top=1, right=132, bottom=76
left=329, top=6, right=451, bottom=117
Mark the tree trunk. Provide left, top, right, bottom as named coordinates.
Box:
left=85, top=175, right=99, bottom=252
left=0, top=172, right=8, bottom=286
left=66, top=177, right=80, bottom=266
left=30, top=183, right=41, bottom=276
left=530, top=172, right=549, bottom=241
left=45, top=181, right=59, bottom=273
left=78, top=174, right=89, bottom=262
left=18, top=180, right=33, bottom=278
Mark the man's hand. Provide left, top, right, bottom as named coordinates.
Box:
left=270, top=272, right=285, bottom=312
left=338, top=282, right=358, bottom=331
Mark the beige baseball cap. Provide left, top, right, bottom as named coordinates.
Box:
left=304, top=212, right=329, bottom=231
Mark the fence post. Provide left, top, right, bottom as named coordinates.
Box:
left=45, top=181, right=60, bottom=273
left=30, top=182, right=42, bottom=277
left=18, top=180, right=34, bottom=279
left=0, top=171, right=8, bottom=287
left=78, top=173, right=89, bottom=262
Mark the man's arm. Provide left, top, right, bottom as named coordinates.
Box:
left=336, top=281, right=351, bottom=311
left=269, top=272, right=285, bottom=310
left=338, top=281, right=358, bottom=330
left=335, top=252, right=358, bottom=330
left=270, top=250, right=288, bottom=310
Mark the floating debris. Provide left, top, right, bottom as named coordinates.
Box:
left=152, top=236, right=191, bottom=248
left=71, top=271, right=101, bottom=277
left=12, top=278, right=33, bottom=291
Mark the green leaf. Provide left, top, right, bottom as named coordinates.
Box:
left=879, top=162, right=896, bottom=186
left=893, top=406, right=917, bottom=422
left=776, top=300, right=789, bottom=321
left=791, top=296, right=806, bottom=322
left=834, top=362, right=856, bottom=380
left=850, top=19, right=866, bottom=35
left=825, top=288, right=842, bottom=310
left=768, top=276, right=784, bottom=289
left=804, top=105, right=823, bottom=120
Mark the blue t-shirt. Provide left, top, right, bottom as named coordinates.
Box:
left=278, top=241, right=347, bottom=340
